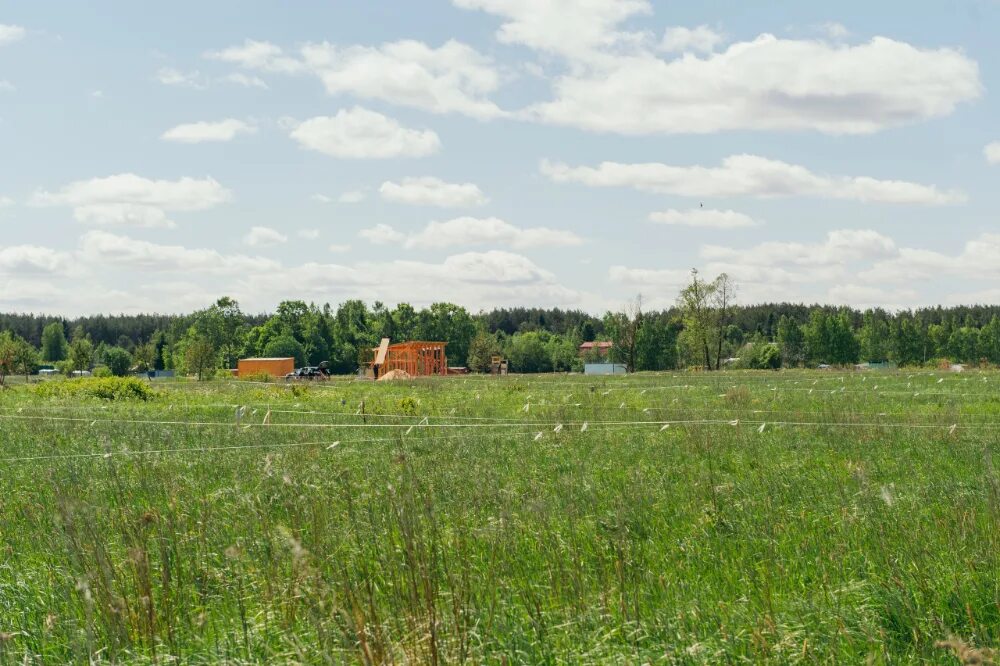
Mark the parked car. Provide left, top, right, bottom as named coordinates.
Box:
left=284, top=366, right=330, bottom=381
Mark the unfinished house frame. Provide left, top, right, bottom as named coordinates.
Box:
left=371, top=338, right=448, bottom=378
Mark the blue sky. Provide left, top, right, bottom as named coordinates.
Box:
left=1, top=0, right=998, bottom=315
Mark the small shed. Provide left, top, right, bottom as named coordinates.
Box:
left=585, top=363, right=628, bottom=375
left=579, top=341, right=613, bottom=357
left=238, top=357, right=295, bottom=378
left=371, top=339, right=447, bottom=378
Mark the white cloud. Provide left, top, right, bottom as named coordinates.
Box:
left=649, top=208, right=759, bottom=229
left=452, top=0, right=651, bottom=59
left=818, top=22, right=850, bottom=40
left=859, top=234, right=1000, bottom=284
left=338, top=190, right=366, bottom=203
left=288, top=107, right=440, bottom=158
left=985, top=141, right=1000, bottom=165
left=328, top=244, right=351, bottom=253
left=162, top=119, right=257, bottom=143
left=609, top=265, right=691, bottom=289
left=542, top=155, right=964, bottom=205
left=827, top=284, right=917, bottom=308
left=34, top=174, right=232, bottom=211
left=359, top=224, right=406, bottom=245
left=156, top=68, right=268, bottom=90
left=527, top=35, right=981, bottom=135
left=0, top=245, right=72, bottom=275
left=156, top=67, right=207, bottom=89
left=0, top=80, right=14, bottom=92
left=223, top=72, right=268, bottom=89
left=34, top=174, right=231, bottom=230
left=78, top=230, right=278, bottom=274
left=73, top=203, right=176, bottom=229
left=660, top=26, right=724, bottom=54
left=0, top=24, right=25, bottom=46
left=243, top=226, right=288, bottom=247
left=702, top=229, right=897, bottom=266
left=0, top=196, right=12, bottom=208
left=379, top=177, right=488, bottom=207
left=0, top=279, right=64, bottom=306
left=300, top=40, right=505, bottom=119
left=297, top=229, right=320, bottom=240
left=403, top=216, right=583, bottom=249
left=205, top=39, right=303, bottom=73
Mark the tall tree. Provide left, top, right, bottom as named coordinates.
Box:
left=68, top=329, right=95, bottom=376
left=677, top=269, right=718, bottom=370
left=604, top=296, right=643, bottom=373
left=776, top=315, right=805, bottom=367
left=711, top=273, right=737, bottom=370
left=41, top=322, right=68, bottom=362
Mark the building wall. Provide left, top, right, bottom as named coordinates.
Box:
left=237, top=358, right=295, bottom=378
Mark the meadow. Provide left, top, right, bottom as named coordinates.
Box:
left=1, top=369, right=999, bottom=664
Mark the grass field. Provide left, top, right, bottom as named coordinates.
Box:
left=1, top=370, right=999, bottom=664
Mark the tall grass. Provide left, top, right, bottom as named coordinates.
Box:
left=0, top=370, right=998, bottom=662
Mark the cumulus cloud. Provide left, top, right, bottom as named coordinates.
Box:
left=162, top=119, right=257, bottom=143
left=73, top=203, right=176, bottom=229
left=297, top=229, right=320, bottom=240
left=985, top=141, right=1000, bottom=165
left=0, top=80, right=14, bottom=92
left=453, top=0, right=651, bottom=60
left=338, top=190, right=366, bottom=203
left=0, top=244, right=72, bottom=275
left=660, top=26, right=725, bottom=54
left=0, top=196, right=12, bottom=208
left=359, top=224, right=406, bottom=244
left=310, top=194, right=333, bottom=204
left=34, top=173, right=231, bottom=230
left=328, top=244, right=351, bottom=253
left=701, top=229, right=897, bottom=266
left=860, top=234, right=1000, bottom=284
left=402, top=216, right=583, bottom=249
left=288, top=107, right=440, bottom=158
left=649, top=208, right=759, bottom=229
left=78, top=230, right=278, bottom=274
left=300, top=40, right=505, bottom=119
left=609, top=265, right=691, bottom=289
left=542, top=155, right=964, bottom=205
left=243, top=226, right=288, bottom=247
left=223, top=73, right=268, bottom=88
left=0, top=24, right=25, bottom=45
left=527, top=35, right=980, bottom=135
left=156, top=68, right=267, bottom=90
left=379, top=177, right=489, bottom=207
left=34, top=173, right=232, bottom=211
left=205, top=39, right=303, bottom=73
left=156, top=67, right=207, bottom=89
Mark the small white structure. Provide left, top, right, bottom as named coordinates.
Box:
left=585, top=363, right=627, bottom=375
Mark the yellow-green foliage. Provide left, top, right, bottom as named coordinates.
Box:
left=30, top=376, right=156, bottom=401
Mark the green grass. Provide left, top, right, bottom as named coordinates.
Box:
left=1, top=370, right=999, bottom=663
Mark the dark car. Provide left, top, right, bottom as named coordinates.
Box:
left=284, top=363, right=332, bottom=381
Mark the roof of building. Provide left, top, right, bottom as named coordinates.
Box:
left=239, top=357, right=295, bottom=362
left=579, top=341, right=614, bottom=349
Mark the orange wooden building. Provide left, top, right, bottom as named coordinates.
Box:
left=371, top=338, right=448, bottom=378
left=237, top=357, right=295, bottom=378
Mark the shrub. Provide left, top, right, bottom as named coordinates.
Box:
left=397, top=396, right=418, bottom=416
left=92, top=365, right=113, bottom=378
left=240, top=371, right=275, bottom=383
left=102, top=346, right=133, bottom=377
left=31, top=376, right=155, bottom=401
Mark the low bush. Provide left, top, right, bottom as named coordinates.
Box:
left=31, top=376, right=156, bottom=401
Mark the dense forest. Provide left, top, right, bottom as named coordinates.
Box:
left=3, top=274, right=1000, bottom=379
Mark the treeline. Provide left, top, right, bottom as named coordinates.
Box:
left=4, top=289, right=1000, bottom=380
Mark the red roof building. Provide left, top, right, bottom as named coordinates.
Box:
left=578, top=341, right=613, bottom=357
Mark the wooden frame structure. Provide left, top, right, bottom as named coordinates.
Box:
left=371, top=339, right=448, bottom=378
